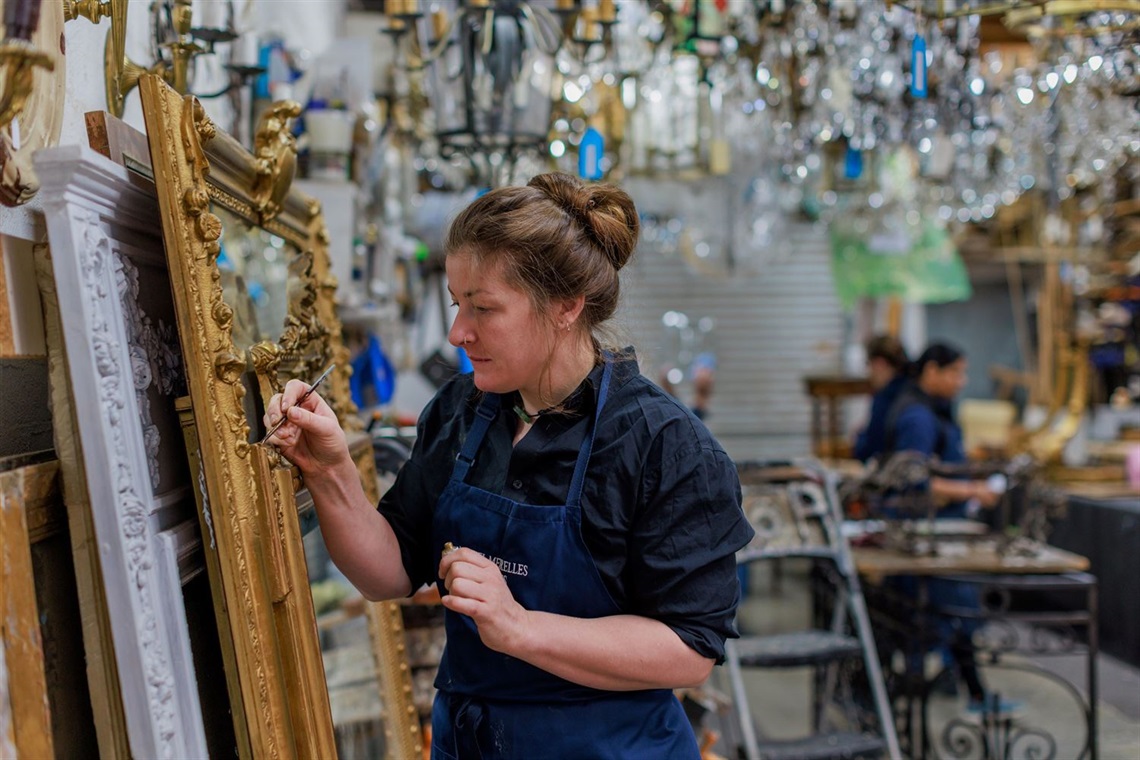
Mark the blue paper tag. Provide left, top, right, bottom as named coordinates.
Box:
left=844, top=146, right=863, bottom=179
left=911, top=34, right=928, bottom=98
left=579, top=127, right=604, bottom=180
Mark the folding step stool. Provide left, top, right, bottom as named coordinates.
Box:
left=720, top=460, right=901, bottom=760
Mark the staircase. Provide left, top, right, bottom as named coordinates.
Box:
left=719, top=460, right=901, bottom=760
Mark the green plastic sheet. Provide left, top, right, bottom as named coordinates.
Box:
left=830, top=219, right=972, bottom=310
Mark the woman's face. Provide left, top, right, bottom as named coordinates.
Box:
left=866, top=356, right=897, bottom=391
left=446, top=252, right=554, bottom=395
left=925, top=357, right=968, bottom=400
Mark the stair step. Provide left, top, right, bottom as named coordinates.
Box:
left=754, top=732, right=886, bottom=760
left=734, top=631, right=863, bottom=668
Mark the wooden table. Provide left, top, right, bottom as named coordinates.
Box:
left=803, top=375, right=872, bottom=459
left=852, top=542, right=1090, bottom=585
left=850, top=542, right=1098, bottom=760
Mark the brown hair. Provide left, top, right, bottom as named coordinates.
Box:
left=444, top=173, right=639, bottom=340
left=866, top=334, right=909, bottom=372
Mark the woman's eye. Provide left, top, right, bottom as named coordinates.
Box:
left=449, top=300, right=459, bottom=308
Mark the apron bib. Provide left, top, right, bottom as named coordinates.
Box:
left=429, top=360, right=699, bottom=759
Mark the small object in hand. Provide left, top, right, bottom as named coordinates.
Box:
left=261, top=364, right=336, bottom=444
left=986, top=473, right=1008, bottom=495
left=442, top=542, right=459, bottom=556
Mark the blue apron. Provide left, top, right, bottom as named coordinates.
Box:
left=429, top=360, right=700, bottom=760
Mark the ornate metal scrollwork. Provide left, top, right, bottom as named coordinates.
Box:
left=941, top=719, right=988, bottom=760
left=1007, top=728, right=1058, bottom=760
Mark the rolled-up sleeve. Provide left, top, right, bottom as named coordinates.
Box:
left=626, top=424, right=754, bottom=663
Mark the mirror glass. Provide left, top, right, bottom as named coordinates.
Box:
left=211, top=203, right=304, bottom=349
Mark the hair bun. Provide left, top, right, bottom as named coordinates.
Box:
left=528, top=173, right=639, bottom=272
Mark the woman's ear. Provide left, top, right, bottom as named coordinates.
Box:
left=554, top=294, right=587, bottom=331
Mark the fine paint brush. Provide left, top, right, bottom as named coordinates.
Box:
left=261, top=364, right=335, bottom=444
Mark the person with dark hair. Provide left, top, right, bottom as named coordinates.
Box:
left=885, top=342, right=1000, bottom=511
left=853, top=334, right=910, bottom=462
left=263, top=173, right=754, bottom=758
left=881, top=341, right=1005, bottom=709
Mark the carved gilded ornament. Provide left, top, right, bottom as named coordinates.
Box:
left=252, top=100, right=302, bottom=224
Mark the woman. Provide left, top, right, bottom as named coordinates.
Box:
left=265, top=173, right=754, bottom=758
left=884, top=342, right=1000, bottom=514
left=853, top=334, right=909, bottom=463
left=882, top=342, right=1001, bottom=707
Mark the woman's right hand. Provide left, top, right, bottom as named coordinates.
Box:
left=263, top=379, right=350, bottom=475
left=972, top=481, right=1001, bottom=509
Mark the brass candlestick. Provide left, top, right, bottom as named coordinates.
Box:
left=104, top=0, right=205, bottom=117
left=62, top=0, right=111, bottom=23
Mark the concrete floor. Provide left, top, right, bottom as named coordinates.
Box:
left=710, top=561, right=1140, bottom=759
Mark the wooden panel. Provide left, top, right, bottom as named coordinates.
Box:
left=0, top=463, right=55, bottom=758
left=0, top=238, right=13, bottom=356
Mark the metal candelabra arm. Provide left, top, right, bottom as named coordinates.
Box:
left=0, top=41, right=53, bottom=131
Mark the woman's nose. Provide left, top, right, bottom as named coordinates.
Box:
left=448, top=316, right=470, bottom=348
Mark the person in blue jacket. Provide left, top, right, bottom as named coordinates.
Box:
left=882, top=341, right=1004, bottom=707
left=884, top=342, right=1000, bottom=513
left=853, top=334, right=909, bottom=463
left=264, top=173, right=754, bottom=759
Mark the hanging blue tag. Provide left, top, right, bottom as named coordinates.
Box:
left=911, top=33, right=928, bottom=98
left=579, top=127, right=605, bottom=180
left=844, top=145, right=863, bottom=179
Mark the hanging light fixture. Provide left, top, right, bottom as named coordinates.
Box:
left=384, top=0, right=576, bottom=184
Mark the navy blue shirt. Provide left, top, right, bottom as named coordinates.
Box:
left=886, top=386, right=966, bottom=464
left=378, top=351, right=754, bottom=661
left=854, top=374, right=907, bottom=463
left=885, top=385, right=969, bottom=517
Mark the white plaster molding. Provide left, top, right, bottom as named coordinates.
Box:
left=35, top=146, right=208, bottom=760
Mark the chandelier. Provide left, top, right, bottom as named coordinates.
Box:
left=382, top=0, right=622, bottom=185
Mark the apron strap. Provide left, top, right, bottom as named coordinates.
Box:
left=567, top=356, right=614, bottom=508
left=453, top=393, right=501, bottom=483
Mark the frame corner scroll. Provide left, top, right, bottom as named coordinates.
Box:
left=251, top=100, right=302, bottom=225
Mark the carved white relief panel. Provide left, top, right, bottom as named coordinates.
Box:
left=115, top=249, right=185, bottom=490
left=35, top=146, right=208, bottom=760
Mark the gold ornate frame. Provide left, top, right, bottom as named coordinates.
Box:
left=140, top=75, right=420, bottom=757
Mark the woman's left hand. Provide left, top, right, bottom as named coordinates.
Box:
left=439, top=548, right=530, bottom=656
